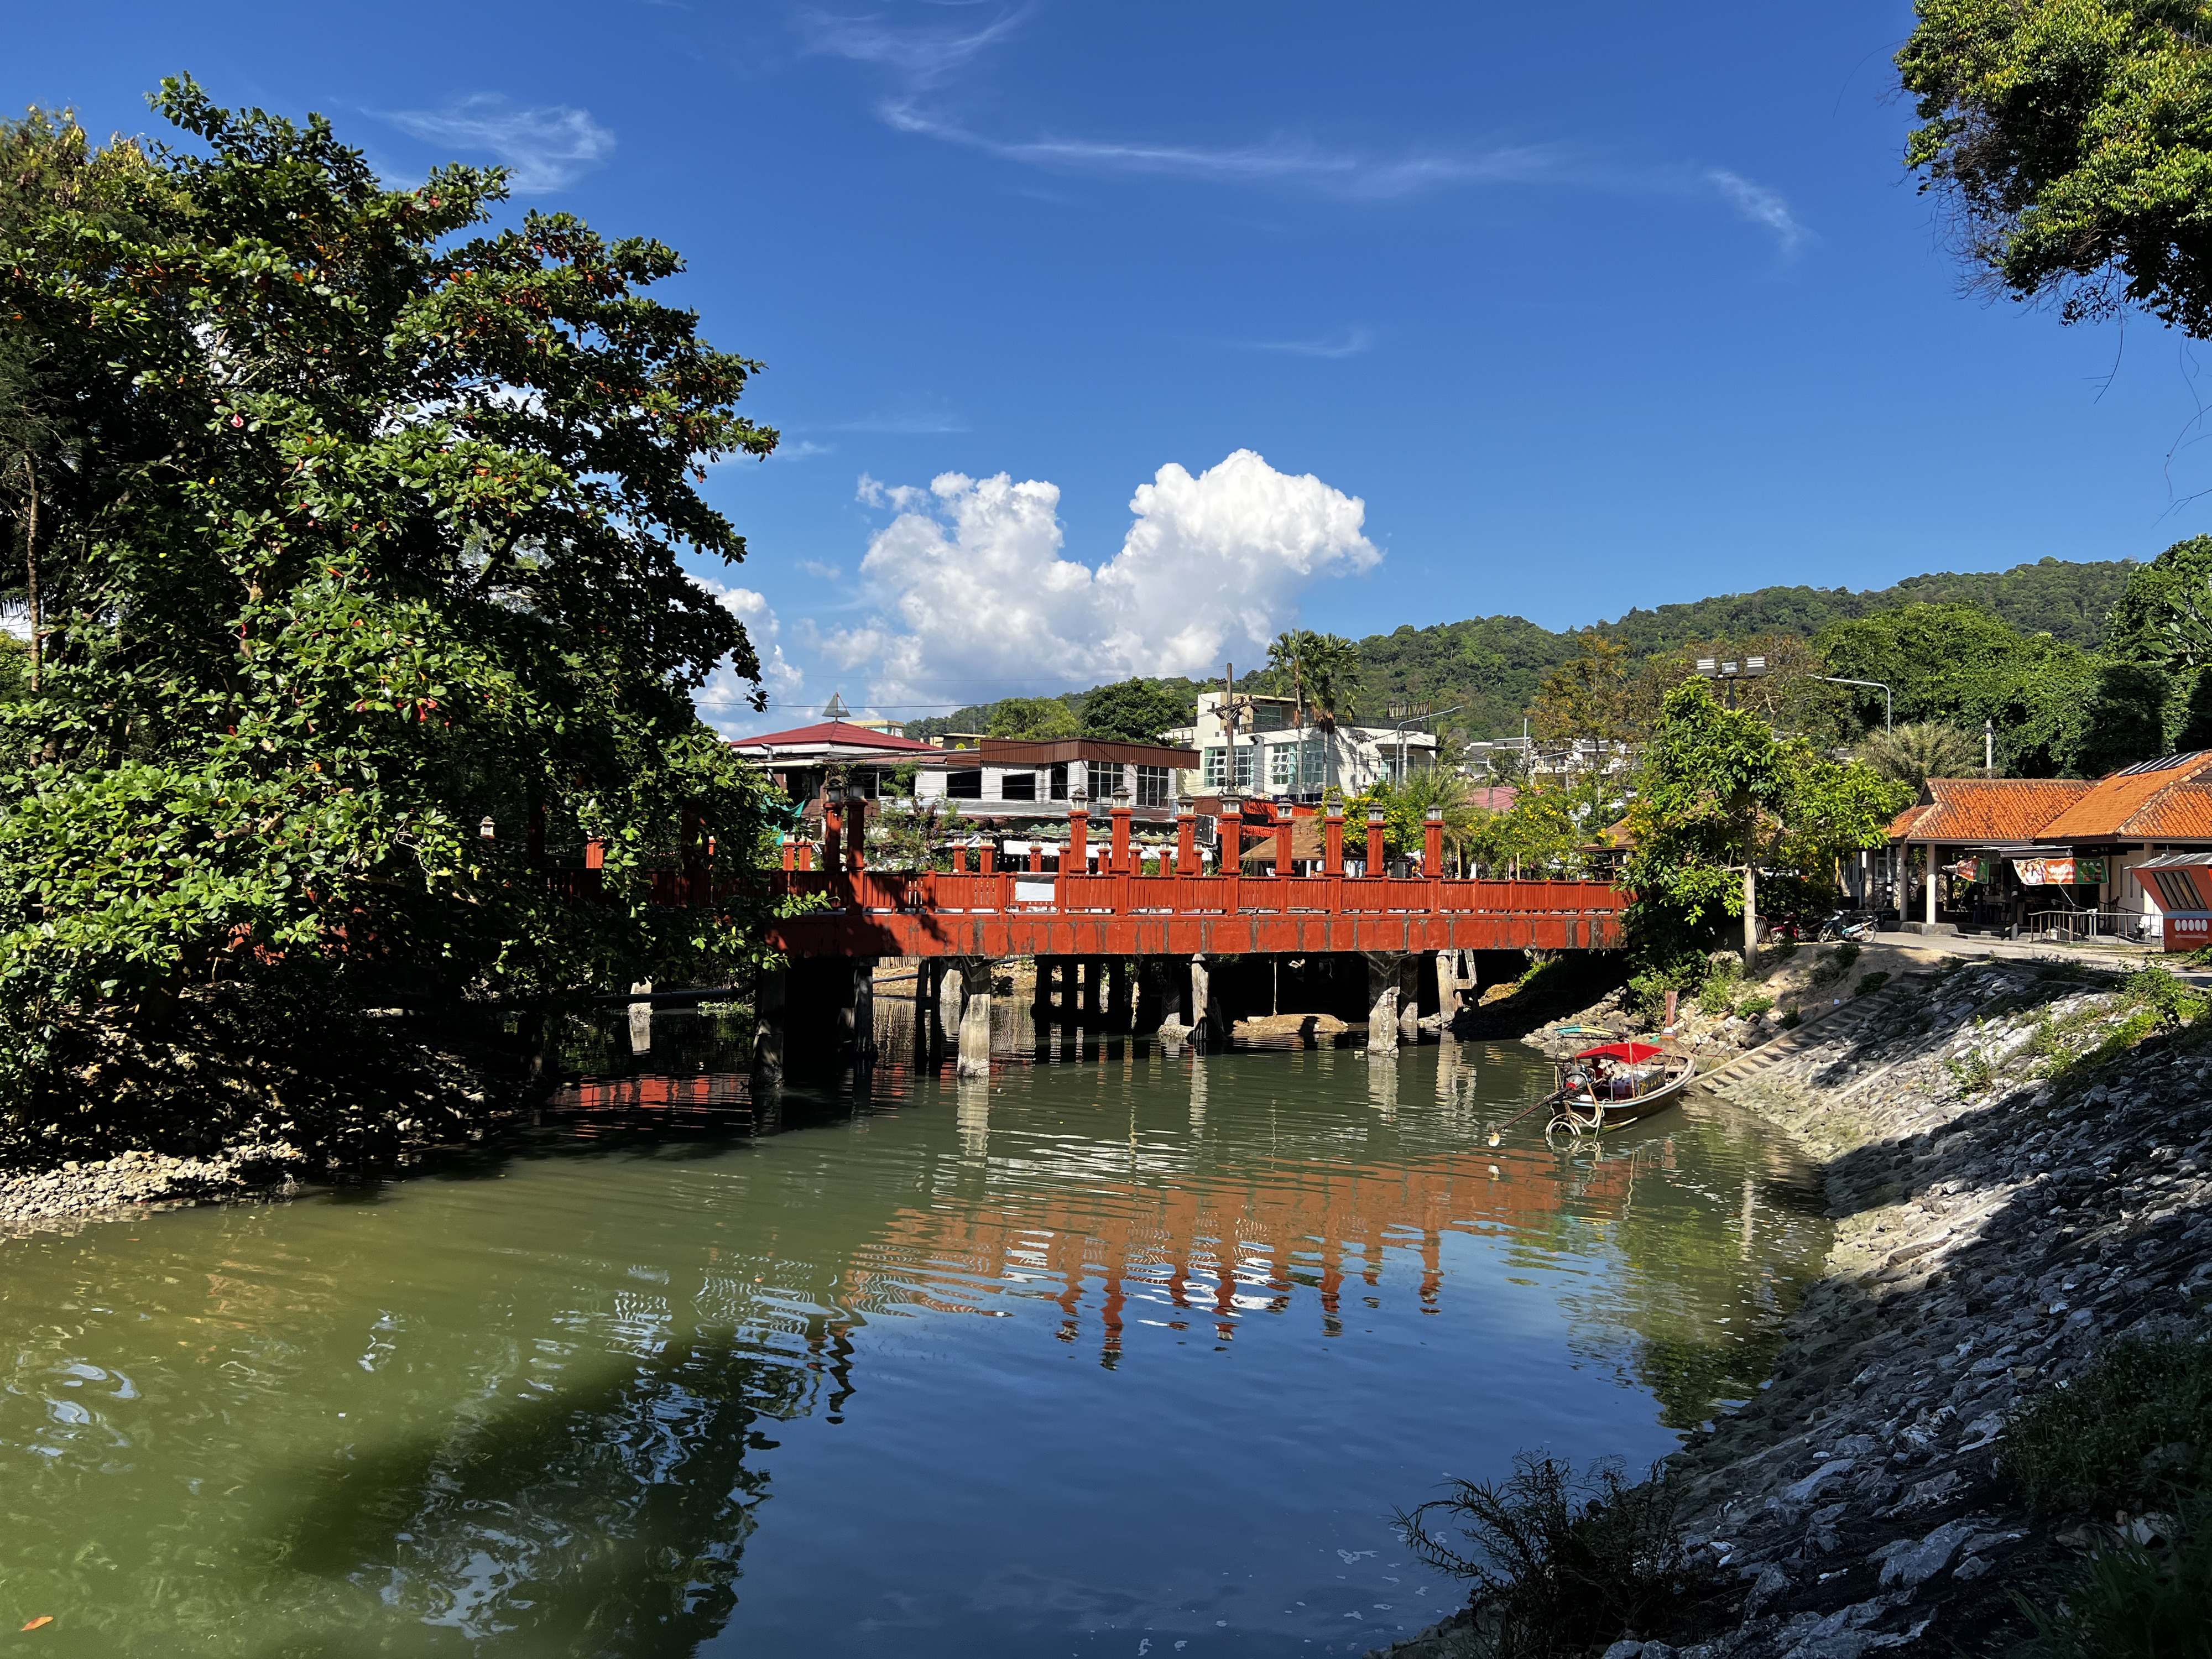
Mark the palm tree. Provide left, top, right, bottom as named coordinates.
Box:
left=1269, top=629, right=1361, bottom=792
left=1856, top=722, right=1983, bottom=787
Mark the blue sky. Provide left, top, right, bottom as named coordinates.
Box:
left=12, top=3, right=2210, bottom=733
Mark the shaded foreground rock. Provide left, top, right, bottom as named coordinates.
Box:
left=1376, top=957, right=2212, bottom=1656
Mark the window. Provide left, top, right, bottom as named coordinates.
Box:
left=1268, top=743, right=1296, bottom=791
left=1203, top=748, right=1227, bottom=788
left=1249, top=701, right=1285, bottom=732
left=1233, top=746, right=1254, bottom=790
left=2152, top=870, right=2204, bottom=911
left=948, top=768, right=983, bottom=800
left=1092, top=761, right=1126, bottom=799
left=1050, top=763, right=1069, bottom=800
left=1001, top=769, right=1037, bottom=801
left=1302, top=738, right=1326, bottom=789
left=1136, top=764, right=1171, bottom=807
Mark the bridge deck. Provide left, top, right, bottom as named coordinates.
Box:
left=756, top=870, right=1626, bottom=958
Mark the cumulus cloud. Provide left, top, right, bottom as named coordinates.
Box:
left=697, top=580, right=802, bottom=731
left=827, top=450, right=1380, bottom=705
left=384, top=98, right=615, bottom=194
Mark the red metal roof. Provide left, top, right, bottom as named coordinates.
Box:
left=2039, top=752, right=2212, bottom=842
left=1888, top=776, right=2092, bottom=844
left=728, top=720, right=939, bottom=755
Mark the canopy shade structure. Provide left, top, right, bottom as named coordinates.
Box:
left=1574, top=1041, right=1666, bottom=1064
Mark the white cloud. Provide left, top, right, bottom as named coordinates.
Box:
left=799, top=559, right=843, bottom=581
left=697, top=580, right=802, bottom=731
left=384, top=98, right=615, bottom=194
left=802, top=13, right=1809, bottom=252
left=1233, top=326, right=1375, bottom=359
left=827, top=450, right=1380, bottom=705
left=1704, top=169, right=1812, bottom=257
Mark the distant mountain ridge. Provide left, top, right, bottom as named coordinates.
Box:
left=900, top=556, right=2141, bottom=742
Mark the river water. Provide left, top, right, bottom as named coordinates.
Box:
left=0, top=1004, right=1828, bottom=1657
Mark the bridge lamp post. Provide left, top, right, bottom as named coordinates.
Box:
left=1693, top=654, right=1767, bottom=711
left=1814, top=675, right=1893, bottom=731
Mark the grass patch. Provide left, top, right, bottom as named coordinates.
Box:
left=1778, top=1008, right=1801, bottom=1030
left=1736, top=993, right=1774, bottom=1019
left=1396, top=1456, right=1725, bottom=1659
left=2007, top=1336, right=2212, bottom=1515
left=1853, top=971, right=1891, bottom=999
left=2008, top=1337, right=2212, bottom=1659
left=1834, top=941, right=1861, bottom=972
left=1945, top=1050, right=1994, bottom=1094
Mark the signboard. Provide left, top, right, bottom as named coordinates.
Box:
left=2012, top=858, right=2076, bottom=886
left=2164, top=913, right=2212, bottom=952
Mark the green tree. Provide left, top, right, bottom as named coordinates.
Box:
left=2105, top=534, right=2212, bottom=745
left=985, top=696, right=1079, bottom=740
left=0, top=84, right=780, bottom=1096
left=1081, top=677, right=1190, bottom=744
left=1856, top=721, right=1983, bottom=786
left=1267, top=628, right=1360, bottom=788
left=1624, top=682, right=1907, bottom=963
left=1900, top=0, right=2212, bottom=335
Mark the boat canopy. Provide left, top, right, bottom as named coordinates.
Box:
left=1573, top=1041, right=1666, bottom=1063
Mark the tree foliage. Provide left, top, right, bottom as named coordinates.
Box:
left=985, top=695, right=1079, bottom=740
left=1856, top=721, right=1985, bottom=786
left=0, top=84, right=781, bottom=1092
left=1900, top=0, right=2212, bottom=335
left=1079, top=677, right=1191, bottom=744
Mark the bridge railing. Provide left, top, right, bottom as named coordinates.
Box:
left=743, top=868, right=1624, bottom=919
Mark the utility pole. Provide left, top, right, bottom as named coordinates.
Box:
left=1218, top=662, right=1258, bottom=796
left=1984, top=718, right=1994, bottom=775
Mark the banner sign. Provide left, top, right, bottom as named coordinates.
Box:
left=2013, top=858, right=2076, bottom=886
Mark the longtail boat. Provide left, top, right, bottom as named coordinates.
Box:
left=1543, top=1040, right=1695, bottom=1138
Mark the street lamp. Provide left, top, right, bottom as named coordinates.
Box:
left=1815, top=675, right=1893, bottom=731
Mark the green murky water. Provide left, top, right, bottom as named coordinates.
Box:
left=0, top=1006, right=1827, bottom=1656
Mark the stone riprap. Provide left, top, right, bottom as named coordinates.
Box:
left=1376, top=957, right=2212, bottom=1658
left=0, top=1142, right=306, bottom=1232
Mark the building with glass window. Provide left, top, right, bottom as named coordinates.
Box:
left=1162, top=692, right=1438, bottom=802
left=908, top=736, right=1199, bottom=825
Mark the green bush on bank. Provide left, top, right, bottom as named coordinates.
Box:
left=2008, top=1337, right=2212, bottom=1659
left=1395, top=1455, right=1725, bottom=1659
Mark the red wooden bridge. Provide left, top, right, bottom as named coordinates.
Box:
left=759, top=793, right=1625, bottom=958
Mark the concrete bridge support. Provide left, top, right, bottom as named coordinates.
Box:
left=751, top=962, right=786, bottom=1092
left=954, top=956, right=996, bottom=1078
left=1107, top=957, right=1131, bottom=1028
left=1081, top=958, right=1102, bottom=1023
left=843, top=957, right=878, bottom=1060
left=1436, top=950, right=1463, bottom=1025
left=1365, top=951, right=1404, bottom=1052
left=1134, top=956, right=1170, bottom=1033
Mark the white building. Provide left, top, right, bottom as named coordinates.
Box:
left=1164, top=692, right=1437, bottom=801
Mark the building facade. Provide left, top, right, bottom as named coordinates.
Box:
left=1164, top=692, right=1438, bottom=802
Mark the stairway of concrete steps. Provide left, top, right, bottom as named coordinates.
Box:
left=1693, top=979, right=1913, bottom=1102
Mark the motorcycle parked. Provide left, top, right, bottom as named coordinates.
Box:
left=1817, top=910, right=1880, bottom=942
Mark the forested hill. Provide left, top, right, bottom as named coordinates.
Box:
left=1357, top=556, right=2138, bottom=737
left=901, top=556, right=2138, bottom=742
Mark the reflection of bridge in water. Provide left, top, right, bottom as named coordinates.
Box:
left=555, top=1040, right=1653, bottom=1373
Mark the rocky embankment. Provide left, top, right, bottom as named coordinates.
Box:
left=1381, top=951, right=2212, bottom=1658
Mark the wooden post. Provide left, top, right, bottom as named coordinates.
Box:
left=1176, top=797, right=1198, bottom=875
left=822, top=796, right=844, bottom=874
left=1365, top=951, right=1401, bottom=1052
left=1366, top=808, right=1387, bottom=877
left=1423, top=806, right=1443, bottom=876
left=1110, top=796, right=1133, bottom=874
left=1274, top=809, right=1293, bottom=878
left=1081, top=957, right=1102, bottom=1022
left=1324, top=803, right=1344, bottom=876
left=1069, top=791, right=1090, bottom=874
left=1107, top=957, right=1131, bottom=1027
left=1032, top=954, right=1055, bottom=1014
left=937, top=957, right=965, bottom=1044
left=1029, top=841, right=1044, bottom=874
left=1135, top=956, right=1167, bottom=1031
left=780, top=836, right=796, bottom=872
left=845, top=790, right=867, bottom=872
left=979, top=841, right=997, bottom=875
left=1222, top=794, right=1244, bottom=912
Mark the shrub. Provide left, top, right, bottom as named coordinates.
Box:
left=1737, top=993, right=1774, bottom=1019
left=1395, top=1456, right=1721, bottom=1659
left=2121, top=966, right=2208, bottom=1030
left=2008, top=1338, right=2212, bottom=1659
left=1853, top=971, right=1891, bottom=999
left=1778, top=1007, right=1801, bottom=1030
left=1945, top=1050, right=1994, bottom=1093
left=1834, top=941, right=1862, bottom=971
left=2006, top=1336, right=2212, bottom=1516
left=1695, top=961, right=1743, bottom=1016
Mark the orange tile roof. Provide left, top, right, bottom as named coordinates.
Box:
left=1888, top=776, right=2092, bottom=844
left=2041, top=751, right=2212, bottom=841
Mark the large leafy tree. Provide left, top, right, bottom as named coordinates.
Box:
left=1081, top=677, right=1190, bottom=744
left=985, top=695, right=1078, bottom=740
left=1900, top=0, right=2212, bottom=334
left=1625, top=681, right=1906, bottom=964
left=1267, top=628, right=1360, bottom=788
left=0, top=83, right=780, bottom=1090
